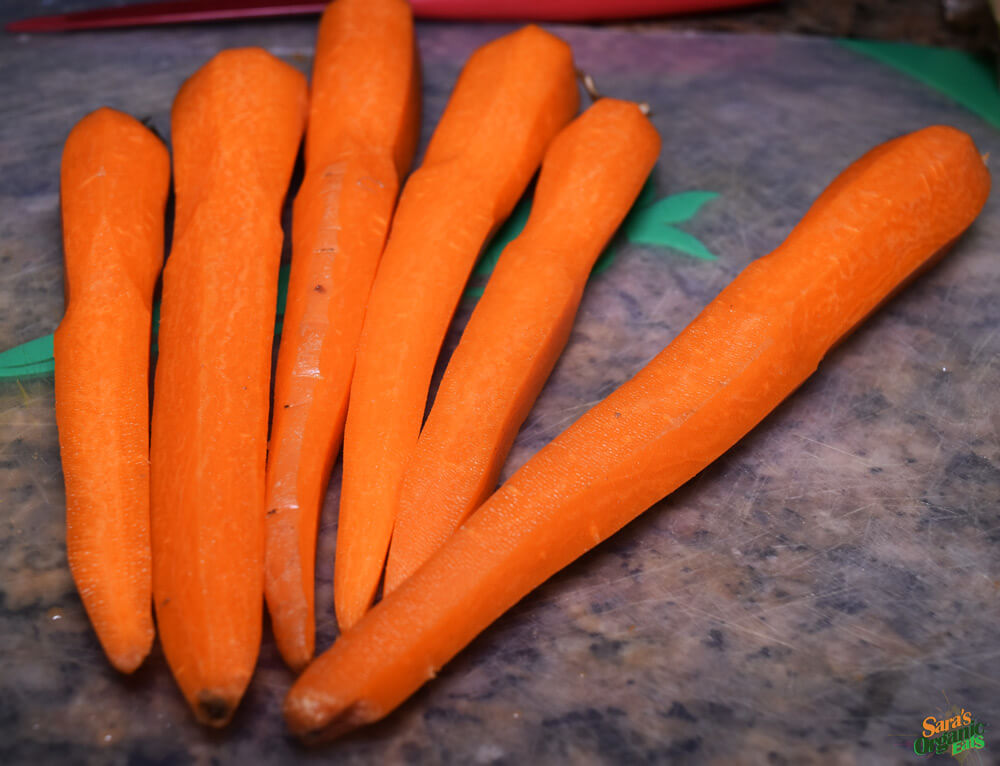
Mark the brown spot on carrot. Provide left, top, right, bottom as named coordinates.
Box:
left=314, top=284, right=326, bottom=293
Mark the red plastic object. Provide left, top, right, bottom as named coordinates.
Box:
left=6, top=0, right=774, bottom=33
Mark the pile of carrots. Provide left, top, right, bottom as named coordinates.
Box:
left=52, top=0, right=989, bottom=739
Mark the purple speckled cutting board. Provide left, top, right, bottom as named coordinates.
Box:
left=1, top=15, right=998, bottom=765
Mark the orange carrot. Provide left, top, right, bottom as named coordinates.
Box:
left=384, top=99, right=660, bottom=593
left=54, top=108, right=169, bottom=674
left=334, top=24, right=579, bottom=629
left=286, top=125, right=990, bottom=740
left=150, top=49, right=307, bottom=726
left=265, top=0, right=420, bottom=673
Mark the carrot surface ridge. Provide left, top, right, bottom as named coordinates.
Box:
left=54, top=107, right=170, bottom=674
left=150, top=48, right=307, bottom=726
left=384, top=98, right=660, bottom=593
left=287, top=125, right=990, bottom=740
left=265, top=0, right=420, bottom=673
left=334, top=24, right=579, bottom=629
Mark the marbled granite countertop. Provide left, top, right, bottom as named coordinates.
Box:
left=1, top=18, right=998, bottom=766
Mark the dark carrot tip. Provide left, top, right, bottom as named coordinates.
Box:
left=195, top=691, right=235, bottom=727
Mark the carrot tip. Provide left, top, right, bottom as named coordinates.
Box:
left=195, top=692, right=235, bottom=727
left=280, top=646, right=312, bottom=675
left=289, top=700, right=373, bottom=744
left=334, top=599, right=367, bottom=632
left=107, top=647, right=149, bottom=675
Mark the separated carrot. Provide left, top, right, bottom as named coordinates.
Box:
left=384, top=99, right=660, bottom=593
left=265, top=0, right=420, bottom=674
left=334, top=24, right=579, bottom=629
left=286, top=125, right=990, bottom=740
left=150, top=49, right=307, bottom=726
left=54, top=108, right=169, bottom=674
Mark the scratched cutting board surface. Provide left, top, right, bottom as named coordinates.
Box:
left=1, top=17, right=999, bottom=766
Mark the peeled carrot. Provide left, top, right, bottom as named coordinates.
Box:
left=334, top=24, right=579, bottom=629
left=384, top=99, right=660, bottom=593
left=150, top=49, right=306, bottom=726
left=286, top=125, right=990, bottom=740
left=265, top=0, right=420, bottom=674
left=54, top=108, right=169, bottom=674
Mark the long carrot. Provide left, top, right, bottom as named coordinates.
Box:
left=54, top=108, right=169, bottom=674
left=286, top=125, right=990, bottom=740
left=384, top=99, right=660, bottom=594
left=265, top=0, right=420, bottom=674
left=334, top=24, right=579, bottom=629
left=150, top=48, right=307, bottom=726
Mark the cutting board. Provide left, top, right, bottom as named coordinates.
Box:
left=1, top=18, right=998, bottom=764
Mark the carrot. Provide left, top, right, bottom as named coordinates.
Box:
left=150, top=48, right=307, bottom=726
left=264, top=0, right=420, bottom=674
left=54, top=108, right=169, bottom=674
left=334, top=24, right=579, bottom=629
left=286, top=125, right=990, bottom=740
left=384, top=99, right=660, bottom=594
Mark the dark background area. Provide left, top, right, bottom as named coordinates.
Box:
left=2, top=0, right=998, bottom=51
left=647, top=0, right=998, bottom=50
